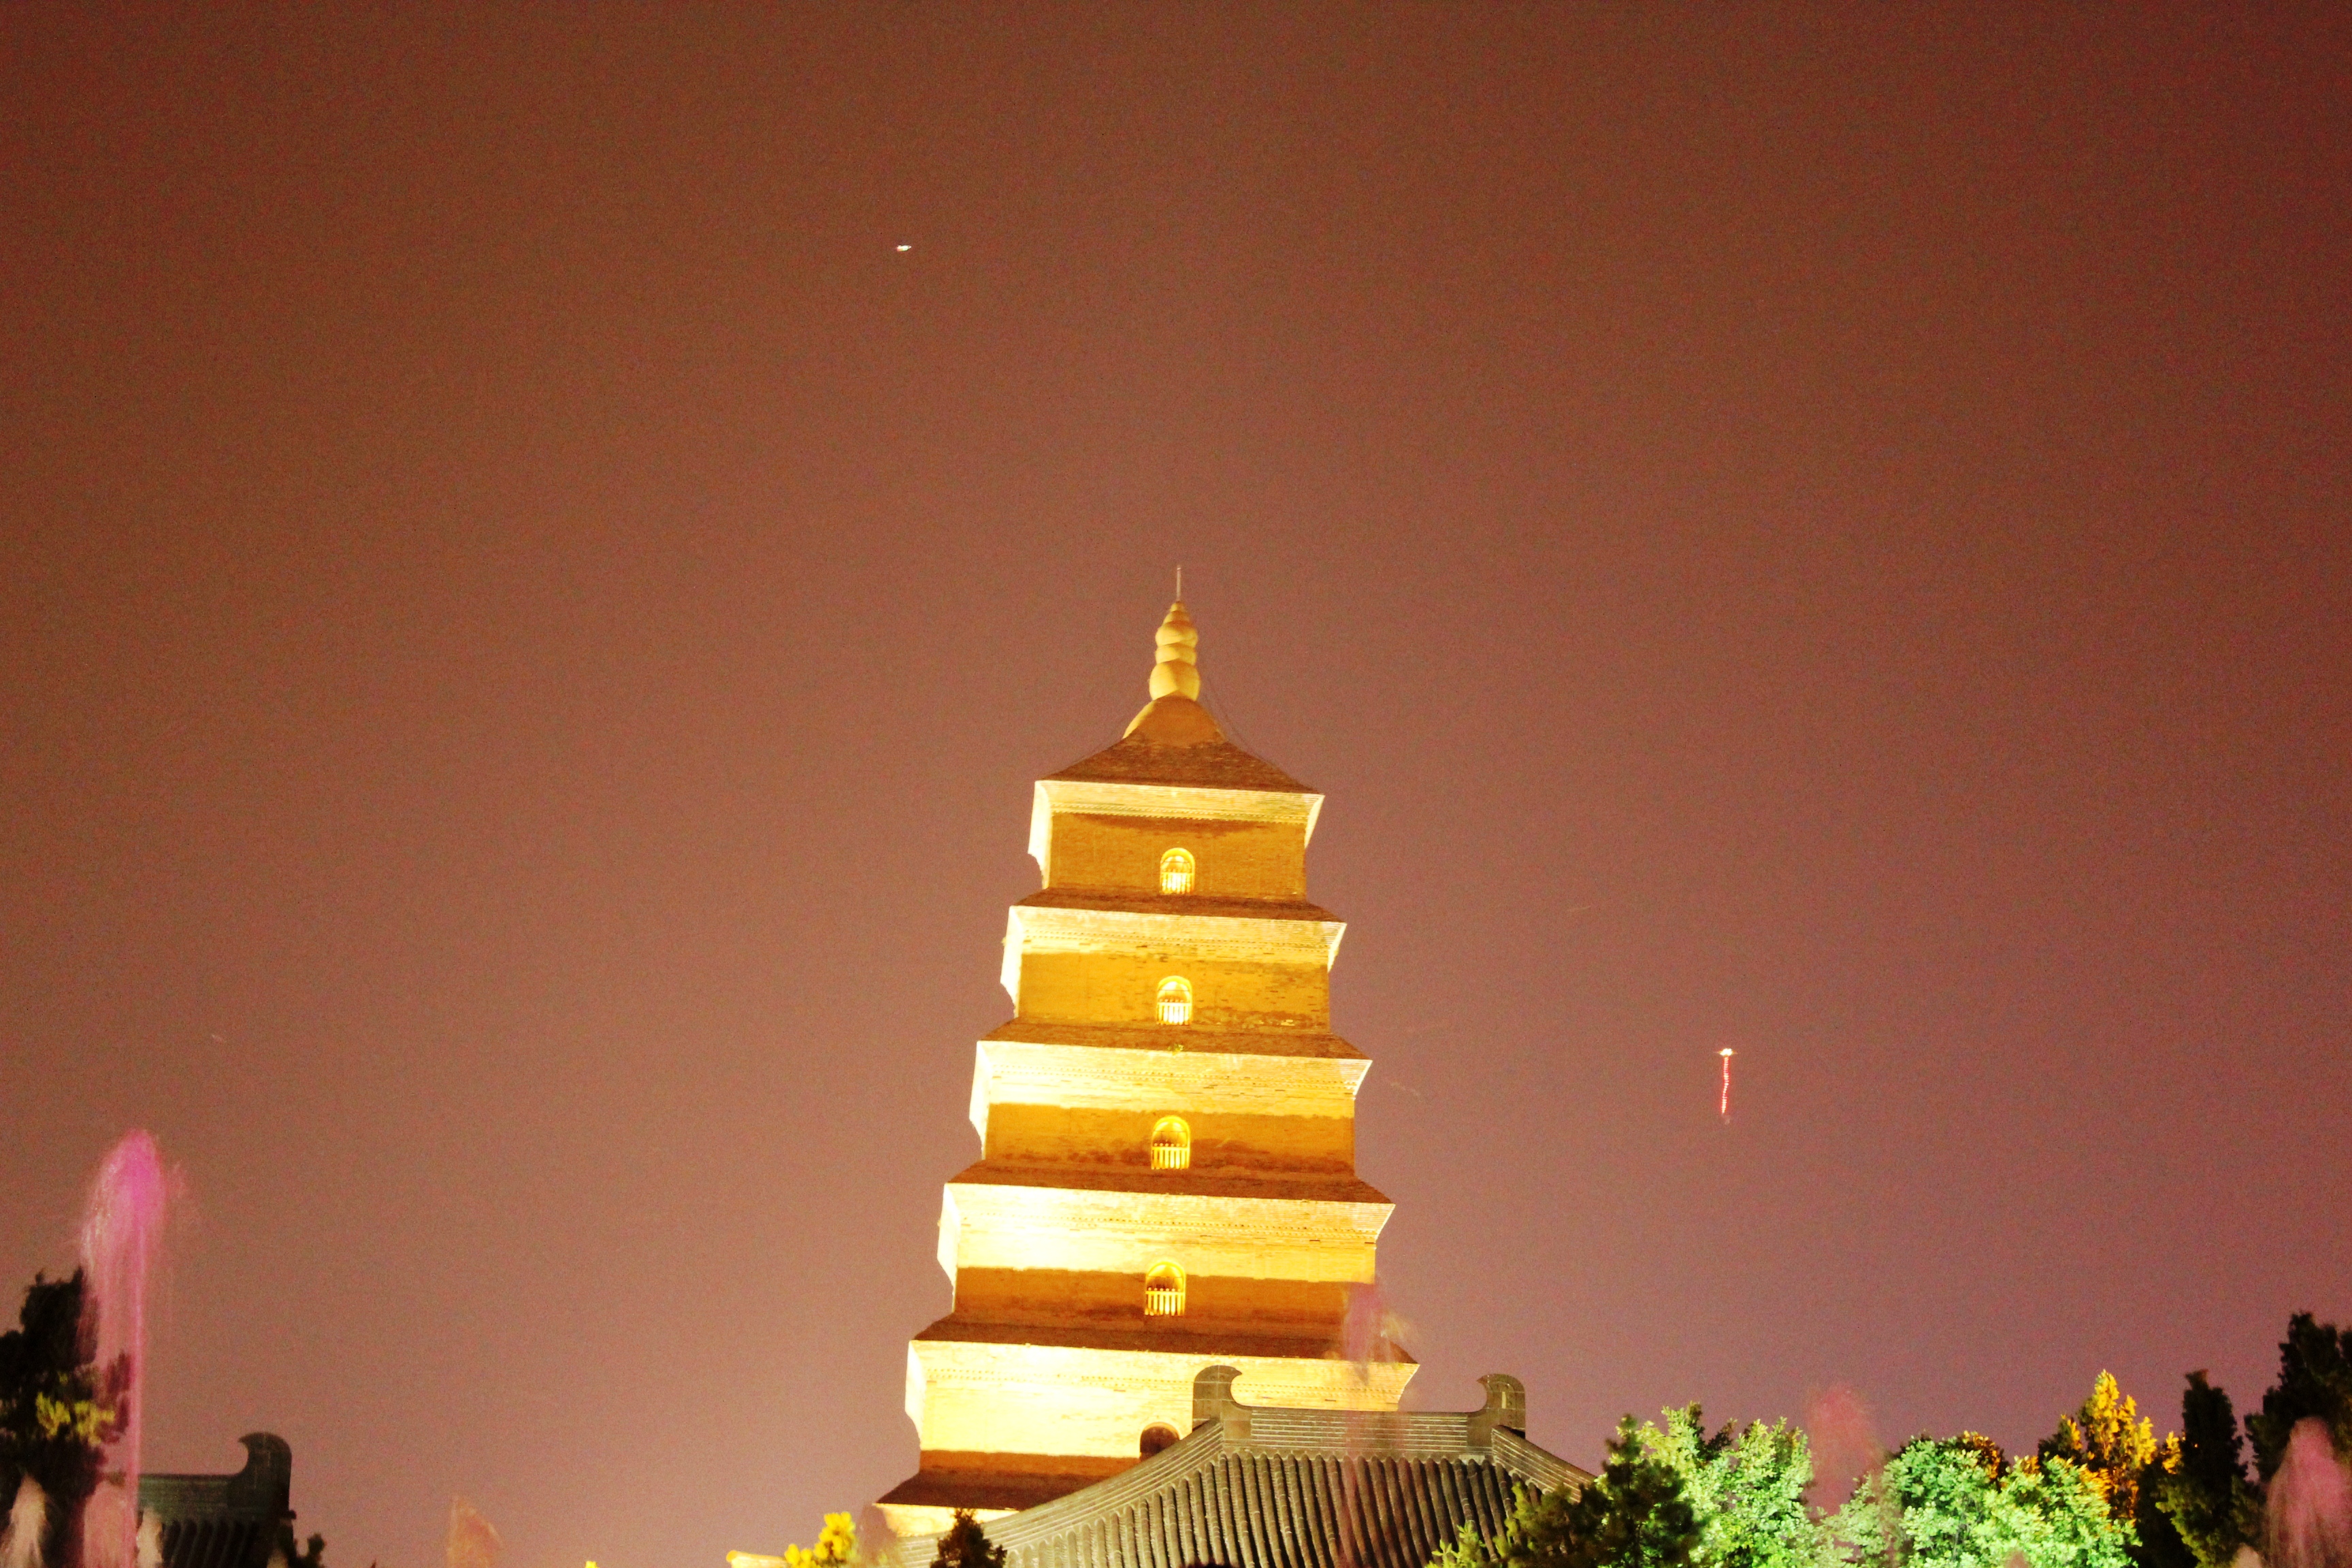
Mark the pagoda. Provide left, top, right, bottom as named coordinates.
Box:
left=877, top=600, right=1414, bottom=1535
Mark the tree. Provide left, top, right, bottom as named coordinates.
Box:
left=2041, top=1374, right=2160, bottom=1524
left=0, top=1271, right=127, bottom=1566
left=2246, top=1313, right=2352, bottom=1484
left=1633, top=1407, right=1818, bottom=1568
left=2003, top=1458, right=2142, bottom=1568
left=1438, top=1417, right=1703, bottom=1568
left=1951, top=1434, right=2010, bottom=1482
left=931, top=1512, right=1004, bottom=1568
left=2126, top=1439, right=2195, bottom=1568
left=1828, top=1437, right=2132, bottom=1568
left=2149, top=1373, right=2259, bottom=1568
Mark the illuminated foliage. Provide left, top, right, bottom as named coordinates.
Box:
left=2040, top=1373, right=2160, bottom=1522
left=779, top=1513, right=860, bottom=1568
left=1633, top=1408, right=1818, bottom=1568
left=0, top=1271, right=126, bottom=1565
left=1828, top=1439, right=2130, bottom=1568
left=1437, top=1417, right=1701, bottom=1568
left=1427, top=1315, right=2351, bottom=1568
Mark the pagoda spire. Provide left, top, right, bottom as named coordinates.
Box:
left=1148, top=600, right=1201, bottom=700
left=1124, top=598, right=1222, bottom=742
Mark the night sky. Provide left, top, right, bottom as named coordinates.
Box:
left=5, top=8, right=2348, bottom=1568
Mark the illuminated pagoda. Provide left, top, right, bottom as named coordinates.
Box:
left=877, top=601, right=1585, bottom=1560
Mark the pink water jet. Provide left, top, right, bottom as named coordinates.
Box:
left=78, top=1133, right=169, bottom=1568
left=1802, top=1384, right=1885, bottom=1514
left=2268, top=1418, right=2352, bottom=1568
left=1338, top=1279, right=1408, bottom=1373
left=1333, top=1281, right=1405, bottom=1568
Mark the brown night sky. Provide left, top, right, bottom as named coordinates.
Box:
left=4, top=7, right=2348, bottom=1568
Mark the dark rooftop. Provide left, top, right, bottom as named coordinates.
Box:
left=137, top=1434, right=295, bottom=1568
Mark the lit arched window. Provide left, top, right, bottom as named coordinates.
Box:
left=1143, top=1261, right=1186, bottom=1317
left=1159, top=848, right=1195, bottom=894
left=1140, top=1424, right=1180, bottom=1458
left=1156, top=977, right=1192, bottom=1025
left=1149, top=1116, right=1192, bottom=1171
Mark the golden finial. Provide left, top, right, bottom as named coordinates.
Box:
left=1122, top=574, right=1222, bottom=740
left=1149, top=598, right=1200, bottom=701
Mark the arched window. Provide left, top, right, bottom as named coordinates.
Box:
left=1156, top=976, right=1192, bottom=1025
left=1149, top=1116, right=1192, bottom=1171
left=1143, top=1261, right=1186, bottom=1318
left=1159, top=847, right=1196, bottom=894
left=1140, top=1424, right=1180, bottom=1458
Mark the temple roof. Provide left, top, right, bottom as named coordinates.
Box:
left=1016, top=890, right=1338, bottom=924
left=908, top=1316, right=1396, bottom=1363
left=138, top=1434, right=295, bottom=1568
left=1046, top=602, right=1314, bottom=796
left=1047, top=720, right=1313, bottom=795
left=980, top=1019, right=1367, bottom=1061
left=881, top=1368, right=1585, bottom=1568
left=943, top=1160, right=1392, bottom=1206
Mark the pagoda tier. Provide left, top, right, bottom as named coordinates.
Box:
left=879, top=602, right=1412, bottom=1536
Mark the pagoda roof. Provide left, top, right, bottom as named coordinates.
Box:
left=1047, top=700, right=1315, bottom=796
left=1043, top=601, right=1316, bottom=796
left=1015, top=890, right=1339, bottom=924
left=907, top=1316, right=1397, bottom=1363
left=943, top=1160, right=1392, bottom=1207
left=980, top=1019, right=1367, bottom=1062
left=881, top=1367, right=1585, bottom=1568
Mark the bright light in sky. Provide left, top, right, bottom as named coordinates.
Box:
left=1719, top=1048, right=1735, bottom=1122
left=896, top=244, right=911, bottom=251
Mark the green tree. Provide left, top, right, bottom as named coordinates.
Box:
left=2246, top=1313, right=2352, bottom=1484
left=1634, top=1407, right=1819, bottom=1568
left=1438, top=1417, right=1703, bottom=1568
left=1828, top=1437, right=2132, bottom=1568
left=931, top=1512, right=1004, bottom=1568
left=1949, top=1435, right=2010, bottom=1483
left=0, top=1271, right=127, bottom=1565
left=2040, top=1374, right=2159, bottom=1523
left=2151, top=1372, right=2261, bottom=1568
left=2003, top=1458, right=2141, bottom=1568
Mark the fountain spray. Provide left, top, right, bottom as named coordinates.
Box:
left=78, top=1133, right=169, bottom=1568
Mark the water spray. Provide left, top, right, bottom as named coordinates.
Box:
left=78, top=1132, right=169, bottom=1568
